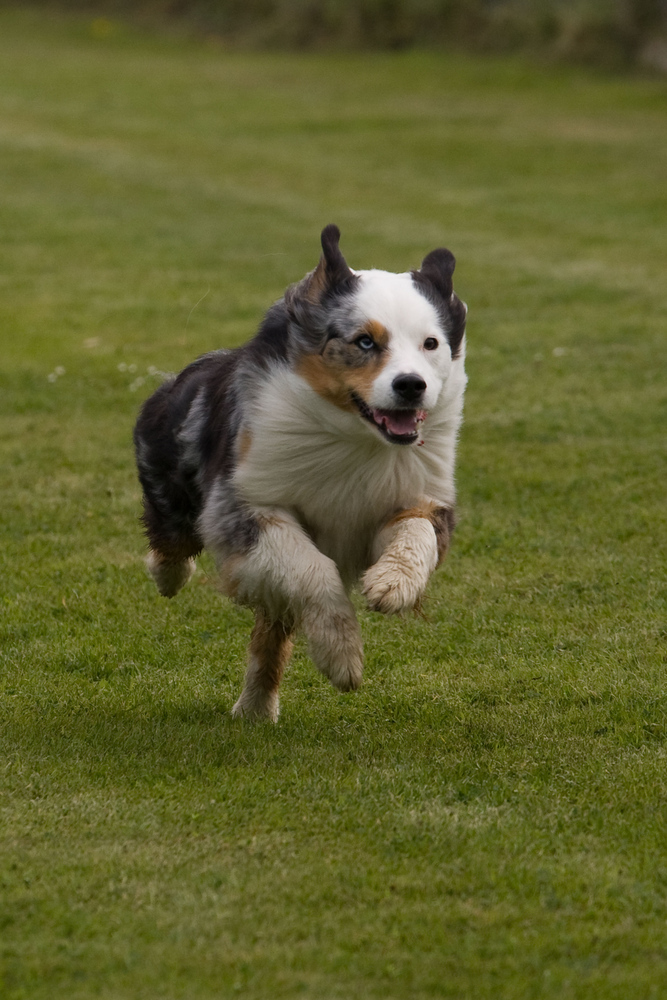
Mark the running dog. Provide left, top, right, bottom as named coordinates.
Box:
left=134, top=225, right=467, bottom=720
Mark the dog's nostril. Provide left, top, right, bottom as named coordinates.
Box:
left=392, top=373, right=427, bottom=401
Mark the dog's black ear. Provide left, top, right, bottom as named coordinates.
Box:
left=287, top=225, right=356, bottom=311
left=412, top=248, right=467, bottom=359
left=317, top=224, right=354, bottom=294
left=414, top=248, right=456, bottom=300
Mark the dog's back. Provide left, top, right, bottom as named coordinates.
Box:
left=134, top=300, right=293, bottom=562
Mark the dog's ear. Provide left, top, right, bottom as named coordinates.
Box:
left=414, top=247, right=456, bottom=300
left=412, top=247, right=467, bottom=359
left=284, top=226, right=358, bottom=352
left=287, top=225, right=356, bottom=310
left=316, top=224, right=355, bottom=298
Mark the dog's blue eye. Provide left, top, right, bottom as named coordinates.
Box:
left=424, top=337, right=438, bottom=351
left=356, top=335, right=375, bottom=351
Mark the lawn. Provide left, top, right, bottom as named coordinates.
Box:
left=0, top=8, right=666, bottom=998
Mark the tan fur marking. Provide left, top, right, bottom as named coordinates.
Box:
left=238, top=428, right=252, bottom=461
left=148, top=539, right=200, bottom=563
left=387, top=501, right=440, bottom=526
left=296, top=327, right=390, bottom=412
left=146, top=549, right=196, bottom=598
left=345, top=356, right=388, bottom=400
left=297, top=354, right=355, bottom=411
left=148, top=547, right=181, bottom=567
left=362, top=320, right=390, bottom=349
left=255, top=511, right=286, bottom=529
left=304, top=257, right=328, bottom=304
left=387, top=501, right=455, bottom=566
left=218, top=515, right=284, bottom=599
left=248, top=610, right=294, bottom=696
left=218, top=553, right=244, bottom=598
left=344, top=366, right=382, bottom=403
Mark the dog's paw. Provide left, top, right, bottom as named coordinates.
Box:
left=363, top=518, right=438, bottom=614
left=304, top=608, right=364, bottom=692
left=231, top=690, right=280, bottom=723
left=362, top=560, right=427, bottom=615
left=146, top=552, right=196, bottom=598
left=318, top=643, right=363, bottom=692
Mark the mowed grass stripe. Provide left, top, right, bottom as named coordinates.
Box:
left=0, top=8, right=666, bottom=998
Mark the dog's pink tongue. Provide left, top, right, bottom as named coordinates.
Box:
left=373, top=408, right=426, bottom=436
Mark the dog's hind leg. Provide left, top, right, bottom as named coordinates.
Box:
left=140, top=494, right=200, bottom=598
left=146, top=549, right=196, bottom=598
left=232, top=610, right=293, bottom=722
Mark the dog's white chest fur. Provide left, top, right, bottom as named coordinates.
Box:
left=234, top=368, right=464, bottom=583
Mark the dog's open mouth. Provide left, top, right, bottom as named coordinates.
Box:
left=352, top=393, right=426, bottom=445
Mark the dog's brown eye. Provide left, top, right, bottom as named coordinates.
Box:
left=356, top=334, right=375, bottom=351
left=424, top=337, right=438, bottom=351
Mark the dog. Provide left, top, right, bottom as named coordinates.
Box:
left=134, top=225, right=467, bottom=721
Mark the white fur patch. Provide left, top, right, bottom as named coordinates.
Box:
left=362, top=517, right=438, bottom=614
left=351, top=269, right=454, bottom=411
left=231, top=687, right=280, bottom=722
left=176, top=386, right=207, bottom=472
left=231, top=659, right=281, bottom=722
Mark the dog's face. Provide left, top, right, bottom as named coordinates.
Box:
left=288, top=225, right=466, bottom=446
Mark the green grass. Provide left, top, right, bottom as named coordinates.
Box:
left=1, top=8, right=667, bottom=998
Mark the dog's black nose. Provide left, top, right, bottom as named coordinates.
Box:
left=392, top=373, right=426, bottom=403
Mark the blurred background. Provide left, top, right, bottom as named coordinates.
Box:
left=11, top=0, right=667, bottom=71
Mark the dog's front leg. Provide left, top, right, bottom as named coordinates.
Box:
left=362, top=502, right=454, bottom=615
left=221, top=510, right=364, bottom=705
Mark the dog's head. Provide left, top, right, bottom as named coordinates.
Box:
left=286, top=225, right=466, bottom=445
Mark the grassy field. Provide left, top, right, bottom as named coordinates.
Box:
left=0, top=8, right=666, bottom=998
